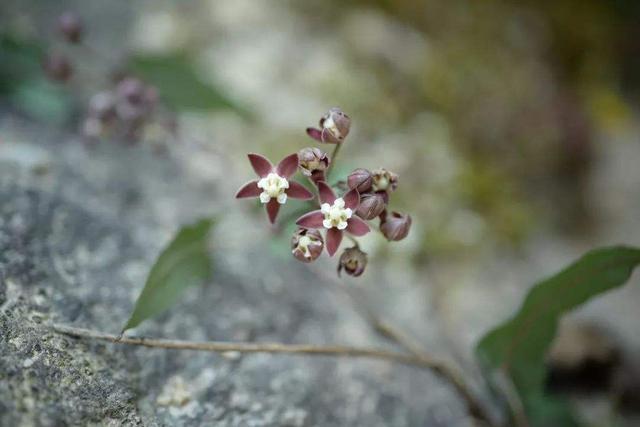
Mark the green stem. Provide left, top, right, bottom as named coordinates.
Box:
left=346, top=235, right=360, bottom=248
left=326, top=143, right=343, bottom=181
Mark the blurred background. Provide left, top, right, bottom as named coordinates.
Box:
left=1, top=0, right=640, bottom=425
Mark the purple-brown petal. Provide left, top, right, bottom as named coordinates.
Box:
left=276, top=153, right=299, bottom=178
left=306, top=127, right=323, bottom=142
left=325, top=228, right=343, bottom=256
left=317, top=181, right=336, bottom=205
left=321, top=128, right=340, bottom=144
left=296, top=210, right=325, bottom=228
left=248, top=153, right=273, bottom=177
left=286, top=181, right=313, bottom=200
left=343, top=188, right=360, bottom=210
left=346, top=216, right=370, bottom=236
left=235, top=180, right=261, bottom=198
left=265, top=199, right=280, bottom=224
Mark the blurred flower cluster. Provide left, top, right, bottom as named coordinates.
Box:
left=41, top=11, right=175, bottom=144
left=237, top=108, right=412, bottom=277
left=83, top=77, right=161, bottom=140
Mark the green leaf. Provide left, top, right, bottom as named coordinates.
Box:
left=0, top=34, right=74, bottom=122
left=128, top=53, right=248, bottom=115
left=0, top=34, right=43, bottom=94
left=10, top=77, right=73, bottom=124
left=122, top=218, right=215, bottom=332
left=476, top=246, right=640, bottom=426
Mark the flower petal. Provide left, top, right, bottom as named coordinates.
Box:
left=325, top=228, right=343, bottom=256
left=306, top=127, right=322, bottom=142
left=343, top=188, right=360, bottom=209
left=296, top=210, right=325, bottom=228
left=346, top=216, right=370, bottom=236
left=317, top=181, right=336, bottom=205
left=321, top=128, right=340, bottom=144
left=276, top=153, right=299, bottom=178
left=286, top=181, right=313, bottom=200
left=248, top=153, right=273, bottom=177
left=265, top=199, right=280, bottom=224
left=235, top=180, right=261, bottom=198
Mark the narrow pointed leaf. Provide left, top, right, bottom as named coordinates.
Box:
left=475, top=246, right=640, bottom=426
left=128, top=53, right=248, bottom=116
left=122, top=218, right=215, bottom=332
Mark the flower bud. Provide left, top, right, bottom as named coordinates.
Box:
left=371, top=168, right=398, bottom=193
left=57, top=12, right=83, bottom=44
left=320, top=107, right=351, bottom=143
left=88, top=91, right=116, bottom=121
left=380, top=211, right=412, bottom=241
left=337, top=247, right=368, bottom=277
left=356, top=192, right=386, bottom=220
left=298, top=147, right=330, bottom=179
left=117, top=77, right=146, bottom=105
left=42, top=53, right=73, bottom=82
left=307, top=107, right=351, bottom=144
left=347, top=168, right=372, bottom=193
left=291, top=228, right=324, bottom=263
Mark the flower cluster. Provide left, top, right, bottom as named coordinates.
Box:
left=236, top=108, right=412, bottom=277
left=83, top=77, right=161, bottom=140
left=41, top=11, right=174, bottom=144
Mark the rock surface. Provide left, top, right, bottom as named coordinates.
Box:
left=0, top=118, right=470, bottom=426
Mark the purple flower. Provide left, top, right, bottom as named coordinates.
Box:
left=295, top=182, right=370, bottom=256
left=236, top=153, right=314, bottom=224
left=57, top=12, right=83, bottom=44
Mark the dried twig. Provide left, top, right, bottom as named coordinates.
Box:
left=52, top=323, right=440, bottom=369
left=307, top=266, right=494, bottom=426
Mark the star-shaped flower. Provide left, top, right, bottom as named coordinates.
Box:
left=295, top=182, right=370, bottom=256
left=236, top=153, right=314, bottom=223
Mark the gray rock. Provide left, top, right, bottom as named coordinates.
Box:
left=0, top=119, right=470, bottom=426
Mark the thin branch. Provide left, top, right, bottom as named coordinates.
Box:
left=51, top=323, right=436, bottom=370
left=495, top=369, right=529, bottom=427
left=307, top=266, right=494, bottom=426
left=365, top=311, right=492, bottom=426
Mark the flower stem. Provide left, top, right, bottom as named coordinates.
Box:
left=326, top=143, right=343, bottom=181
left=346, top=235, right=360, bottom=248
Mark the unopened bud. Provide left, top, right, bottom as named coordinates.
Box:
left=298, top=147, right=330, bottom=181
left=291, top=228, right=324, bottom=263
left=307, top=107, right=351, bottom=144
left=88, top=91, right=116, bottom=121
left=42, top=53, right=73, bottom=82
left=347, top=168, right=372, bottom=193
left=380, top=211, right=411, bottom=241
left=117, top=77, right=146, bottom=105
left=371, top=168, right=398, bottom=193
left=356, top=192, right=386, bottom=220
left=338, top=246, right=368, bottom=277
left=57, top=12, right=83, bottom=44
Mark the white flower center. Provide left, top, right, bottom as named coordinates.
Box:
left=372, top=176, right=389, bottom=192
left=296, top=235, right=321, bottom=259
left=257, top=173, right=289, bottom=204
left=321, top=198, right=352, bottom=230
left=322, top=116, right=341, bottom=138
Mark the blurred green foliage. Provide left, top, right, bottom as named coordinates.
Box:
left=0, top=34, right=72, bottom=123
left=477, top=246, right=640, bottom=426
left=128, top=53, right=248, bottom=116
